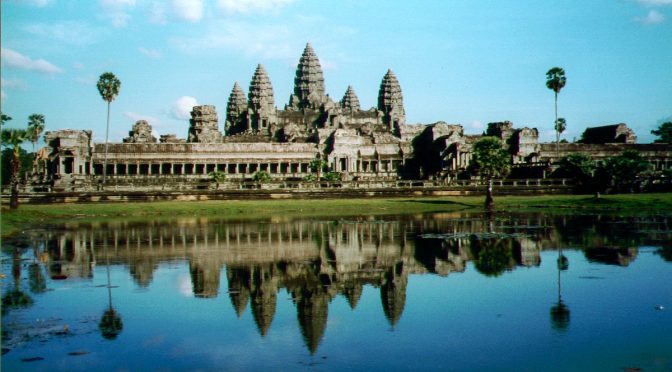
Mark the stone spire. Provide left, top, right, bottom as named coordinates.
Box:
left=291, top=43, right=327, bottom=110
left=377, top=69, right=406, bottom=133
left=340, top=85, right=360, bottom=111
left=248, top=64, right=275, bottom=112
left=247, top=64, right=276, bottom=133
left=225, top=82, right=247, bottom=135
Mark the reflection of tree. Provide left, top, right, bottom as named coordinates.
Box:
left=655, top=247, right=672, bottom=262
left=28, top=263, right=47, bottom=293
left=99, top=239, right=123, bottom=340
left=472, top=238, right=514, bottom=277
left=551, top=247, right=570, bottom=331
left=2, top=248, right=33, bottom=314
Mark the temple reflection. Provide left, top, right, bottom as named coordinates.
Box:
left=17, top=213, right=672, bottom=353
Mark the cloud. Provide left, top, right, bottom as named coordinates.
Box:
left=468, top=120, right=484, bottom=133
left=100, top=0, right=137, bottom=27
left=217, top=0, right=295, bottom=14
left=171, top=96, right=198, bottom=120
left=10, top=0, right=54, bottom=6
left=139, top=47, right=162, bottom=58
left=149, top=2, right=168, bottom=24
left=635, top=0, right=672, bottom=5
left=1, top=90, right=6, bottom=101
left=636, top=9, right=666, bottom=24
left=1, top=77, right=28, bottom=91
left=23, top=21, right=101, bottom=46
left=1, top=48, right=63, bottom=74
left=75, top=74, right=98, bottom=85
left=173, top=0, right=203, bottom=22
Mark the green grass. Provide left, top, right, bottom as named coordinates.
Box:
left=2, top=193, right=671, bottom=238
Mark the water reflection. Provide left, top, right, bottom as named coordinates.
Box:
left=3, top=212, right=671, bottom=354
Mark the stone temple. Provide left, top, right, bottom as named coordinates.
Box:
left=37, top=43, right=672, bottom=191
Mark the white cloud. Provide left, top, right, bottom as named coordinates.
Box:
left=636, top=9, right=666, bottom=24
left=1, top=77, right=28, bottom=91
left=100, top=0, right=137, bottom=27
left=1, top=90, right=6, bottom=101
left=10, top=0, right=54, bottom=6
left=173, top=0, right=203, bottom=22
left=24, top=21, right=101, bottom=46
left=1, top=48, right=63, bottom=74
left=73, top=62, right=85, bottom=69
left=149, top=2, right=168, bottom=24
left=75, top=75, right=98, bottom=85
left=636, top=0, right=672, bottom=6
left=171, top=96, right=198, bottom=120
left=217, top=0, right=295, bottom=14
left=468, top=120, right=484, bottom=133
left=139, top=47, right=162, bottom=58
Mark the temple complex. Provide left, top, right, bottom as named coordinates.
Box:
left=34, top=43, right=672, bottom=192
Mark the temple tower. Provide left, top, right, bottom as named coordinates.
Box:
left=247, top=64, right=276, bottom=133
left=378, top=69, right=406, bottom=135
left=340, top=85, right=361, bottom=112
left=188, top=105, right=222, bottom=143
left=225, top=82, right=248, bottom=135
left=289, top=43, right=328, bottom=110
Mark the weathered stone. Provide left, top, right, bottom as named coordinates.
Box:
left=123, top=120, right=157, bottom=144
left=188, top=105, right=222, bottom=143
left=226, top=82, right=247, bottom=135
left=340, top=85, right=360, bottom=112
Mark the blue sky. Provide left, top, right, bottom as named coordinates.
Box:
left=2, top=0, right=671, bottom=145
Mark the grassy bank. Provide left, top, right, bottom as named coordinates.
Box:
left=2, top=193, right=671, bottom=237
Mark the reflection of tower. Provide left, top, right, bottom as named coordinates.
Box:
left=129, top=257, right=157, bottom=288
left=226, top=267, right=251, bottom=318
left=250, top=266, right=278, bottom=336
left=342, top=283, right=363, bottom=309
left=295, top=288, right=329, bottom=355
left=189, top=259, right=221, bottom=298
left=380, top=262, right=408, bottom=326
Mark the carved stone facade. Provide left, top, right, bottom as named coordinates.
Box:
left=36, top=43, right=672, bottom=191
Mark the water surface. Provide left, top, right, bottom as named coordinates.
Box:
left=2, top=212, right=671, bottom=371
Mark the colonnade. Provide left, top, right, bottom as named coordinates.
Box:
left=92, top=160, right=312, bottom=177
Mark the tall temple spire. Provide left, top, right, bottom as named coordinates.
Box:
left=247, top=64, right=276, bottom=133
left=225, top=82, right=247, bottom=134
left=340, top=85, right=360, bottom=111
left=377, top=69, right=406, bottom=134
left=248, top=64, right=275, bottom=111
left=291, top=42, right=327, bottom=110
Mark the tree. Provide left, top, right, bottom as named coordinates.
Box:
left=208, top=171, right=226, bottom=189
left=27, top=114, right=45, bottom=152
left=1, top=129, right=28, bottom=209
left=470, top=137, right=511, bottom=210
left=252, top=170, right=271, bottom=184
left=309, top=158, right=327, bottom=181
left=546, top=67, right=567, bottom=162
left=603, top=150, right=650, bottom=193
left=97, top=72, right=121, bottom=185
left=651, top=121, right=672, bottom=143
left=0, top=111, right=11, bottom=128
left=557, top=153, right=595, bottom=193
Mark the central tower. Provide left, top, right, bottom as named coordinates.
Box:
left=289, top=43, right=328, bottom=110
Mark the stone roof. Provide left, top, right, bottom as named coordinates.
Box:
left=293, top=43, right=326, bottom=109
left=248, top=64, right=275, bottom=111
left=580, top=123, right=636, bottom=144
left=340, top=85, right=361, bottom=111
left=378, top=69, right=405, bottom=116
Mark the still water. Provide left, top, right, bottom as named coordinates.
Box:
left=2, top=212, right=671, bottom=371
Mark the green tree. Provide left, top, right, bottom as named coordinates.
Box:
left=97, top=72, right=121, bottom=184
left=253, top=170, right=271, bottom=184
left=27, top=113, right=45, bottom=152
left=557, top=153, right=595, bottom=193
left=470, top=137, right=511, bottom=210
left=546, top=67, right=567, bottom=161
left=603, top=150, right=650, bottom=193
left=0, top=111, right=11, bottom=128
left=1, top=128, right=28, bottom=209
left=208, top=171, right=226, bottom=189
left=309, top=158, right=327, bottom=181
left=651, top=121, right=672, bottom=143
left=324, top=171, right=341, bottom=182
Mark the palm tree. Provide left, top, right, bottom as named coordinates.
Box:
left=546, top=67, right=567, bottom=163
left=97, top=72, right=121, bottom=185
left=470, top=137, right=511, bottom=210
left=27, top=114, right=45, bottom=153
left=1, top=128, right=28, bottom=209
left=0, top=111, right=11, bottom=128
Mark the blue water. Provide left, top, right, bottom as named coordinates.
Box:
left=2, top=213, right=671, bottom=371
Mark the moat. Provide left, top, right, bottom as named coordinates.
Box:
left=2, top=212, right=671, bottom=371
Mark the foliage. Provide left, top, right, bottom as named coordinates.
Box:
left=555, top=117, right=566, bottom=137
left=472, top=238, right=514, bottom=277
left=303, top=174, right=316, bottom=182
left=97, top=72, right=121, bottom=103
left=208, top=171, right=226, bottom=184
left=99, top=307, right=123, bottom=340
left=324, top=171, right=341, bottom=182
left=545, top=67, right=567, bottom=93
left=309, top=158, right=327, bottom=180
left=27, top=114, right=45, bottom=151
left=1, top=147, right=33, bottom=185
left=602, top=150, right=651, bottom=192
left=0, top=111, right=11, bottom=128
left=470, top=137, right=510, bottom=179
left=252, top=170, right=272, bottom=183
left=651, top=121, right=672, bottom=143
left=557, top=153, right=595, bottom=192
left=2, top=128, right=29, bottom=208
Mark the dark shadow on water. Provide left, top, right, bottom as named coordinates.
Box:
left=397, top=199, right=475, bottom=208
